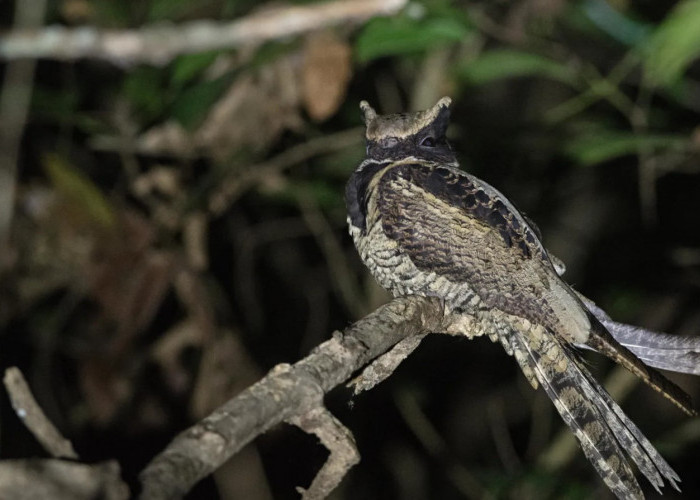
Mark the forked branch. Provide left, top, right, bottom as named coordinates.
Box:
left=139, top=296, right=446, bottom=499
left=138, top=292, right=700, bottom=498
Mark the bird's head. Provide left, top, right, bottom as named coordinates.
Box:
left=359, top=97, right=456, bottom=164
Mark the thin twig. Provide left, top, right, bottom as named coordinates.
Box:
left=3, top=367, right=79, bottom=460
left=0, top=0, right=407, bottom=65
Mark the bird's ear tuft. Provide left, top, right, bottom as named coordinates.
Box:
left=360, top=101, right=378, bottom=125
left=431, top=97, right=452, bottom=133
left=435, top=96, right=452, bottom=109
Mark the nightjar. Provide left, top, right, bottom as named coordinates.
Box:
left=345, top=97, right=696, bottom=499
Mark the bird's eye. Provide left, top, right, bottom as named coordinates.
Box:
left=381, top=137, right=398, bottom=148
left=421, top=136, right=436, bottom=147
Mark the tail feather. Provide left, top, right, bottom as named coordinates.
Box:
left=504, top=326, right=680, bottom=498
left=585, top=314, right=696, bottom=416
left=575, top=359, right=681, bottom=492
left=580, top=295, right=700, bottom=375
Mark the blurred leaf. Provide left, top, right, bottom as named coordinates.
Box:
left=91, top=0, right=134, bottom=27
left=148, top=0, right=195, bottom=21
left=42, top=153, right=117, bottom=229
left=261, top=179, right=341, bottom=210
left=458, top=50, right=577, bottom=86
left=644, top=0, right=700, bottom=86
left=661, top=78, right=700, bottom=113
left=564, top=131, right=687, bottom=166
left=170, top=52, right=220, bottom=87
left=31, top=87, right=79, bottom=123
left=248, top=39, right=300, bottom=69
left=580, top=0, right=651, bottom=46
left=170, top=74, right=234, bottom=130
left=302, top=32, right=352, bottom=122
left=123, top=67, right=168, bottom=123
left=355, top=16, right=468, bottom=62
left=32, top=87, right=110, bottom=134
left=314, top=146, right=366, bottom=179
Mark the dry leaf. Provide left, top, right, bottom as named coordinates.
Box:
left=302, top=31, right=352, bottom=122
left=89, top=211, right=173, bottom=348
left=135, top=53, right=306, bottom=160
left=194, top=54, right=304, bottom=160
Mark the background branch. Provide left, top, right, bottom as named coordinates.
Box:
left=0, top=459, right=128, bottom=500
left=0, top=0, right=407, bottom=65
left=3, top=367, right=78, bottom=460
left=1, top=367, right=130, bottom=499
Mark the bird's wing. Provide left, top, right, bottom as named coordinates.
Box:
left=376, top=162, right=696, bottom=416
left=501, top=325, right=681, bottom=497
left=376, top=162, right=558, bottom=324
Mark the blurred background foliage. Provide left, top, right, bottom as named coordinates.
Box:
left=2, top=0, right=700, bottom=498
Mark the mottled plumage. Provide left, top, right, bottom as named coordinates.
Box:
left=346, top=97, right=696, bottom=498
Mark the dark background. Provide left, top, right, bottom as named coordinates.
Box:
left=2, top=0, right=700, bottom=498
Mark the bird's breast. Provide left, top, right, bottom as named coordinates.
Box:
left=348, top=190, right=481, bottom=312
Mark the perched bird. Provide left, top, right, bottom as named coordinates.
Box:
left=345, top=97, right=697, bottom=499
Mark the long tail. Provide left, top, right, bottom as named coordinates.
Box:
left=501, top=327, right=681, bottom=498
left=580, top=294, right=700, bottom=375
left=584, top=313, right=696, bottom=416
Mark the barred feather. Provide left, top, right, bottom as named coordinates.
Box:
left=347, top=98, right=696, bottom=498
left=503, top=325, right=680, bottom=498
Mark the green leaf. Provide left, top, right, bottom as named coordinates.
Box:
left=31, top=87, right=78, bottom=122
left=148, top=0, right=196, bottom=21
left=563, top=132, right=687, bottom=166
left=122, top=67, right=168, bottom=123
left=170, top=52, right=220, bottom=87
left=31, top=88, right=110, bottom=134
left=580, top=0, right=651, bottom=46
left=42, top=154, right=117, bottom=229
left=644, top=0, right=700, bottom=86
left=260, top=179, right=341, bottom=210
left=92, top=0, right=134, bottom=28
left=170, top=74, right=233, bottom=130
left=458, top=50, right=576, bottom=86
left=355, top=16, right=468, bottom=62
